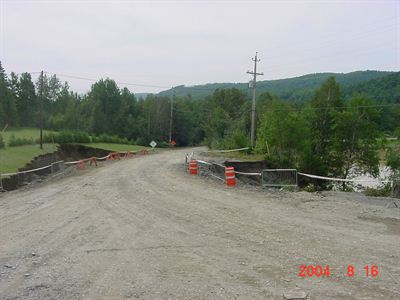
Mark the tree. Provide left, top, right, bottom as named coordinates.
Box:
left=88, top=79, right=122, bottom=135
left=256, top=99, right=309, bottom=167
left=204, top=88, right=249, bottom=148
left=330, top=95, right=380, bottom=189
left=0, top=61, right=18, bottom=127
left=308, top=76, right=343, bottom=176
left=17, top=72, right=37, bottom=126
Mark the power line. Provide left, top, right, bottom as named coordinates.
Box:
left=174, top=104, right=400, bottom=115
left=267, top=20, right=398, bottom=61
left=44, top=72, right=172, bottom=89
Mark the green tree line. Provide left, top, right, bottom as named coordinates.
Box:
left=0, top=61, right=399, bottom=185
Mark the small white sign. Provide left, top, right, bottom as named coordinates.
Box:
left=150, top=140, right=157, bottom=148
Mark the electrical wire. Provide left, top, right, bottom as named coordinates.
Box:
left=45, top=72, right=172, bottom=89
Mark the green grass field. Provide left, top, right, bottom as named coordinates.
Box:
left=0, top=128, right=57, bottom=174
left=0, top=143, right=148, bottom=175
left=1, top=127, right=55, bottom=144
left=0, top=144, right=58, bottom=175
left=80, top=143, right=147, bottom=152
left=0, top=128, right=149, bottom=175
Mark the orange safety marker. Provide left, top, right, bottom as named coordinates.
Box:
left=107, top=153, right=114, bottom=161
left=76, top=160, right=85, bottom=170
left=225, top=166, right=236, bottom=187
left=189, top=160, right=198, bottom=175
left=125, top=151, right=133, bottom=158
left=114, top=152, right=121, bottom=160
left=140, top=149, right=149, bottom=155
left=89, top=157, right=97, bottom=166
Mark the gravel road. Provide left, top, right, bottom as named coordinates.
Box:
left=0, top=148, right=399, bottom=299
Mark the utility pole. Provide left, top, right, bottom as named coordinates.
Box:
left=247, top=52, right=263, bottom=149
left=169, top=87, right=175, bottom=143
left=39, top=70, right=44, bottom=149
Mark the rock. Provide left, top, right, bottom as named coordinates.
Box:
left=31, top=252, right=37, bottom=257
left=283, top=290, right=308, bottom=299
left=24, top=273, right=31, bottom=277
left=386, top=201, right=399, bottom=209
left=4, top=264, right=15, bottom=269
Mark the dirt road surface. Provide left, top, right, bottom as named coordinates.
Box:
left=1, top=148, right=399, bottom=299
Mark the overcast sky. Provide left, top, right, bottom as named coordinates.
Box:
left=0, top=0, right=399, bottom=94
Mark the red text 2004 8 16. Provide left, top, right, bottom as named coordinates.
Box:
left=298, top=265, right=379, bottom=277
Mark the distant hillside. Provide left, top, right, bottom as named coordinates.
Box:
left=135, top=93, right=151, bottom=99
left=343, top=72, right=400, bottom=102
left=158, top=70, right=395, bottom=102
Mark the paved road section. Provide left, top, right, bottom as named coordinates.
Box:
left=0, top=148, right=399, bottom=299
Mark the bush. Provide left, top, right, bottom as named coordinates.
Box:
left=8, top=134, right=36, bottom=147
left=157, top=141, right=170, bottom=148
left=0, top=134, right=4, bottom=148
left=386, top=147, right=400, bottom=173
left=43, top=131, right=136, bottom=146
left=44, top=131, right=91, bottom=144
left=364, top=183, right=392, bottom=197
left=215, top=128, right=249, bottom=150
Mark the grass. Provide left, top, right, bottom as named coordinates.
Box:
left=1, top=127, right=55, bottom=144
left=0, top=128, right=58, bottom=175
left=0, top=128, right=154, bottom=176
left=80, top=143, right=147, bottom=152
left=0, top=128, right=149, bottom=175
left=0, top=144, right=58, bottom=175
left=0, top=142, right=148, bottom=175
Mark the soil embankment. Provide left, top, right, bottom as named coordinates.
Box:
left=1, top=144, right=111, bottom=191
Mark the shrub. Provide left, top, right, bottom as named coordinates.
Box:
left=157, top=141, right=170, bottom=148
left=42, top=131, right=135, bottom=146
left=364, top=183, right=392, bottom=197
left=8, top=134, right=36, bottom=147
left=0, top=134, right=4, bottom=148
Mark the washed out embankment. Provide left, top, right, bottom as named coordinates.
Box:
left=1, top=144, right=111, bottom=191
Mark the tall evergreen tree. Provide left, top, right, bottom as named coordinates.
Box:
left=17, top=72, right=37, bottom=126
left=0, top=61, right=18, bottom=127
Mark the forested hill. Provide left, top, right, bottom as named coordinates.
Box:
left=343, top=72, right=400, bottom=103
left=159, top=70, right=395, bottom=101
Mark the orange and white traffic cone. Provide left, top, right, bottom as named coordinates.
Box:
left=189, top=160, right=198, bottom=175
left=225, top=166, right=236, bottom=187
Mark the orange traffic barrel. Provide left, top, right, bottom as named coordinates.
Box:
left=76, top=160, right=85, bottom=170
left=189, top=160, right=198, bottom=175
left=225, top=166, right=236, bottom=186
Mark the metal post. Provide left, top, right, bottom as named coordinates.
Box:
left=39, top=71, right=44, bottom=149
left=0, top=177, right=5, bottom=192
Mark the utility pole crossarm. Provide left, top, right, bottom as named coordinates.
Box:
left=247, top=71, right=264, bottom=76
